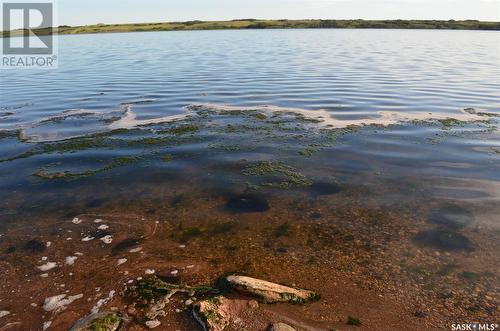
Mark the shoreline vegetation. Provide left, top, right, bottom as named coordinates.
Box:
left=2, top=19, right=499, bottom=37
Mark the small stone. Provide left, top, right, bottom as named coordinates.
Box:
left=117, top=258, right=127, bottom=266
left=100, top=235, right=113, bottom=244
left=145, top=320, right=161, bottom=329
left=65, top=256, right=78, bottom=265
left=185, top=299, right=193, bottom=306
left=0, top=310, right=10, bottom=318
left=81, top=236, right=95, bottom=242
left=129, top=247, right=142, bottom=253
left=71, top=217, right=82, bottom=224
left=37, top=262, right=57, bottom=271
left=269, top=322, right=296, bottom=331
left=97, top=224, right=109, bottom=230
left=145, top=269, right=155, bottom=275
left=248, top=300, right=259, bottom=309
left=193, top=296, right=253, bottom=331
left=170, top=270, right=178, bottom=275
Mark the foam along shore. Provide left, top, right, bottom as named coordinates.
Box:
left=12, top=102, right=494, bottom=143
left=108, top=103, right=489, bottom=130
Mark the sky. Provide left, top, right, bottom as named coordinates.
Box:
left=3, top=0, right=500, bottom=30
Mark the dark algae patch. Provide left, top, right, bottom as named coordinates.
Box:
left=111, top=238, right=142, bottom=255
left=125, top=276, right=173, bottom=305
left=33, top=155, right=142, bottom=180
left=23, top=239, right=46, bottom=253
left=310, top=181, right=342, bottom=196
left=412, top=228, right=474, bottom=252
left=242, top=161, right=312, bottom=189
left=427, top=204, right=473, bottom=229
left=347, top=316, right=362, bottom=326
left=226, top=193, right=270, bottom=213
left=438, top=118, right=467, bottom=129
left=165, top=124, right=199, bottom=136
left=298, top=144, right=321, bottom=157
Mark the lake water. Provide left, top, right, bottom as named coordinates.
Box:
left=0, top=29, right=499, bottom=330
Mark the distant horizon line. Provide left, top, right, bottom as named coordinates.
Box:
left=2, top=18, right=499, bottom=34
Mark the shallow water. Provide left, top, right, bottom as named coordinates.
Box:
left=0, top=29, right=499, bottom=330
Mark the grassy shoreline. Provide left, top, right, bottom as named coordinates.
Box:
left=2, top=19, right=499, bottom=37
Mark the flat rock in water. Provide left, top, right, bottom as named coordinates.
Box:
left=226, top=275, right=319, bottom=304
left=69, top=312, right=122, bottom=331
left=269, top=322, right=297, bottom=331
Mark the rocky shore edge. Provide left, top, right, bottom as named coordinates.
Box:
left=68, top=275, right=320, bottom=331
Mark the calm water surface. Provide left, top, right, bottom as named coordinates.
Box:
left=0, top=29, right=499, bottom=330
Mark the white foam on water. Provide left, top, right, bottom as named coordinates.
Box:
left=43, top=293, right=83, bottom=312
left=189, top=103, right=487, bottom=128
left=90, top=290, right=115, bottom=314
left=108, top=104, right=187, bottom=130
left=17, top=102, right=490, bottom=144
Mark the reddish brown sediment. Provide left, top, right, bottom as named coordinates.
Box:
left=0, top=184, right=498, bottom=330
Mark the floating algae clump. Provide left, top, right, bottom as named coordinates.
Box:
left=126, top=276, right=173, bottom=305
left=167, top=124, right=199, bottom=136
left=125, top=276, right=215, bottom=307
left=161, top=153, right=173, bottom=162
left=34, top=156, right=142, bottom=180
left=84, top=312, right=122, bottom=331
left=438, top=118, right=466, bottom=129
left=242, top=161, right=312, bottom=188
left=298, top=144, right=321, bottom=157
left=69, top=312, right=122, bottom=331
